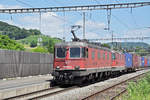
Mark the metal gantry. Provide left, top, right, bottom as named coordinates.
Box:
left=0, top=2, right=150, bottom=13
left=88, top=37, right=150, bottom=41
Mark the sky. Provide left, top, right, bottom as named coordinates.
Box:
left=0, top=0, right=150, bottom=44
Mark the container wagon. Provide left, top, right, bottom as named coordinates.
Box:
left=124, top=53, right=133, bottom=71
left=132, top=54, right=139, bottom=69
left=141, top=57, right=145, bottom=67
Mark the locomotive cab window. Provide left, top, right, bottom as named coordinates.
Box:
left=56, top=47, right=66, bottom=58
left=70, top=47, right=80, bottom=58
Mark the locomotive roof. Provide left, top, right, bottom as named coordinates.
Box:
left=55, top=41, right=88, bottom=47
left=55, top=41, right=123, bottom=54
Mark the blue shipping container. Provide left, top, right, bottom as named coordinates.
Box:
left=125, top=53, right=133, bottom=68
left=141, top=57, right=145, bottom=67
left=147, top=60, right=149, bottom=66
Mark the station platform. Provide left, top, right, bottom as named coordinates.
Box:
left=0, top=75, right=52, bottom=99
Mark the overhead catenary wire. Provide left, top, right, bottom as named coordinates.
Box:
left=115, top=0, right=120, bottom=4
left=10, top=14, right=13, bottom=21
left=1, top=1, right=148, bottom=38
left=15, top=0, right=33, bottom=7
left=130, top=7, right=139, bottom=28
left=111, top=14, right=130, bottom=30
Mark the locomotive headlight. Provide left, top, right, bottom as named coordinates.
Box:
left=75, top=66, right=80, bottom=70
left=56, top=66, right=60, bottom=69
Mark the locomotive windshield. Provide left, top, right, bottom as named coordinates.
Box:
left=70, top=47, right=80, bottom=58
left=56, top=47, right=66, bottom=58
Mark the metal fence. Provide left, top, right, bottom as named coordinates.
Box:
left=0, top=50, right=53, bottom=79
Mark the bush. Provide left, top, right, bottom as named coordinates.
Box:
left=0, top=35, right=24, bottom=51
left=30, top=40, right=37, bottom=47
left=32, top=46, right=48, bottom=53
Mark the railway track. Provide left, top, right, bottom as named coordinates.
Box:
left=4, top=69, right=149, bottom=100
left=6, top=86, right=78, bottom=100
left=82, top=71, right=147, bottom=100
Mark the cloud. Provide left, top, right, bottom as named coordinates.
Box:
left=0, top=4, right=110, bottom=41
left=2, top=4, right=149, bottom=44
left=3, top=12, right=67, bottom=38
left=115, top=28, right=150, bottom=43
left=75, top=20, right=106, bottom=32
left=3, top=11, right=108, bottom=41
left=74, top=20, right=108, bottom=40
left=20, top=12, right=66, bottom=38
left=124, top=28, right=150, bottom=37
left=0, top=4, right=68, bottom=38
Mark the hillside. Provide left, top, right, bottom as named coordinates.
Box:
left=18, top=35, right=62, bottom=53
left=18, top=35, right=61, bottom=45
left=0, top=21, right=62, bottom=53
left=0, top=21, right=41, bottom=40
left=107, top=42, right=150, bottom=49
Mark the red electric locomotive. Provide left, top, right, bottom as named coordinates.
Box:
left=52, top=41, right=125, bottom=84
left=52, top=26, right=126, bottom=85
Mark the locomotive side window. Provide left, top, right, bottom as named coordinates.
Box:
left=92, top=51, right=95, bottom=59
left=82, top=48, right=88, bottom=58
left=120, top=54, right=122, bottom=60
left=98, top=52, right=100, bottom=59
left=56, top=48, right=66, bottom=58
left=86, top=48, right=88, bottom=58
left=82, top=48, right=85, bottom=58
left=70, top=47, right=80, bottom=58
left=103, top=52, right=105, bottom=60
left=107, top=53, right=109, bottom=60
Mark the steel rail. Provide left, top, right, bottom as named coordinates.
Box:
left=5, top=86, right=78, bottom=100
left=31, top=86, right=78, bottom=100
left=5, top=86, right=59, bottom=100
left=111, top=89, right=127, bottom=100
left=0, top=2, right=150, bottom=13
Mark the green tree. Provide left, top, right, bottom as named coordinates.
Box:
left=101, top=43, right=111, bottom=49
left=147, top=46, right=150, bottom=53
left=47, top=39, right=55, bottom=53
left=30, top=40, right=37, bottom=47
left=0, top=35, right=24, bottom=51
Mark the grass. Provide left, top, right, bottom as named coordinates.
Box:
left=123, top=73, right=150, bottom=100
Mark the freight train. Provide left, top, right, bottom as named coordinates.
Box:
left=52, top=26, right=150, bottom=85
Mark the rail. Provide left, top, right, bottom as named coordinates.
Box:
left=6, top=86, right=77, bottom=100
